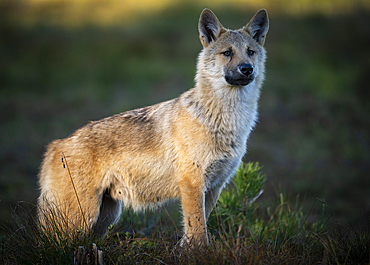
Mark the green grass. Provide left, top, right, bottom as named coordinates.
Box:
left=1, top=163, right=368, bottom=264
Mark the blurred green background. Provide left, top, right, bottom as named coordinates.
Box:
left=1, top=0, right=369, bottom=228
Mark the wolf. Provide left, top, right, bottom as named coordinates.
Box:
left=37, top=8, right=269, bottom=245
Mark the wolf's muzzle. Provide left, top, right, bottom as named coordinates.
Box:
left=225, top=63, right=255, bottom=86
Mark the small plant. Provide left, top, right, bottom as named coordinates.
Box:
left=208, top=162, right=266, bottom=240
left=208, top=162, right=329, bottom=250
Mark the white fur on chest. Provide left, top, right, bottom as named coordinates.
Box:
left=201, top=82, right=260, bottom=190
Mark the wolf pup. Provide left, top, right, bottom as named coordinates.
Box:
left=37, top=8, right=269, bottom=245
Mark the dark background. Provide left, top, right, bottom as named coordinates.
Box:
left=1, top=0, right=369, bottom=229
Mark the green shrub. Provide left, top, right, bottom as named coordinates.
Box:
left=208, top=162, right=329, bottom=247
left=208, top=162, right=266, bottom=238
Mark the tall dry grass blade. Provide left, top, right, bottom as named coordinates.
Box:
left=61, top=152, right=90, bottom=236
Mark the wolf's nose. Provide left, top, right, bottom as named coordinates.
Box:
left=239, top=64, right=254, bottom=76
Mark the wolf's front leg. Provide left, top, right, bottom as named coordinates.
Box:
left=204, top=183, right=224, bottom=221
left=179, top=174, right=208, bottom=245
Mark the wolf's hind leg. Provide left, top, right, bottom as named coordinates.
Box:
left=92, top=191, right=122, bottom=239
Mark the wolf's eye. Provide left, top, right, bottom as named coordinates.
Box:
left=247, top=49, right=255, bottom=56
left=222, top=50, right=232, bottom=57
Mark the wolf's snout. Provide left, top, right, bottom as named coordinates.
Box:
left=239, top=64, right=253, bottom=76
left=225, top=63, right=255, bottom=86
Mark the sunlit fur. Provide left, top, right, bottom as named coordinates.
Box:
left=37, top=8, right=269, bottom=245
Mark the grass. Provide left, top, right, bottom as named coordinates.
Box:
left=1, top=163, right=368, bottom=264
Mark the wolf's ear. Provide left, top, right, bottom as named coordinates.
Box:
left=199, top=9, right=226, bottom=48
left=244, top=9, right=269, bottom=46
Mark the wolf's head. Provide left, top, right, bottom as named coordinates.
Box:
left=196, top=9, right=269, bottom=89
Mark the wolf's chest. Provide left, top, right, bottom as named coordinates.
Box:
left=204, top=133, right=247, bottom=189
left=205, top=155, right=244, bottom=191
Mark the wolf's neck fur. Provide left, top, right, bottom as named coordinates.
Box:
left=184, top=71, right=261, bottom=138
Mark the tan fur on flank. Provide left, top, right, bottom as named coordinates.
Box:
left=37, top=8, right=269, bottom=245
